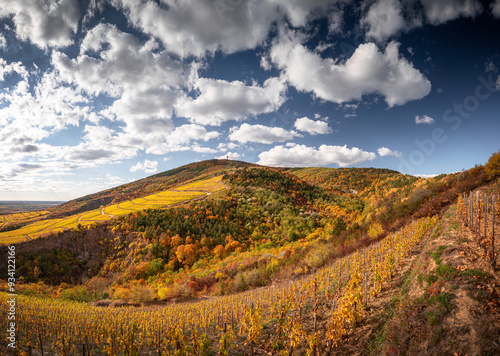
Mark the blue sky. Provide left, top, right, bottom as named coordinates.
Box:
left=0, top=0, right=500, bottom=201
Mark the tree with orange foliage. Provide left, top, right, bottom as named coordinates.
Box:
left=213, top=245, right=225, bottom=259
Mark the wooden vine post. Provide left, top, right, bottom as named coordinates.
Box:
left=462, top=193, right=466, bottom=224
left=477, top=193, right=481, bottom=238
left=492, top=196, right=496, bottom=268
left=363, top=249, right=368, bottom=306
left=470, top=192, right=474, bottom=231
left=484, top=196, right=488, bottom=241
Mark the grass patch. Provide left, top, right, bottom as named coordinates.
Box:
left=430, top=291, right=454, bottom=309
left=362, top=267, right=420, bottom=356
left=423, top=291, right=454, bottom=328
left=463, top=269, right=490, bottom=285
left=431, top=226, right=442, bottom=240
left=436, top=265, right=458, bottom=280
left=462, top=269, right=489, bottom=278
left=430, top=245, right=447, bottom=265
left=425, top=273, right=439, bottom=286
left=400, top=270, right=417, bottom=297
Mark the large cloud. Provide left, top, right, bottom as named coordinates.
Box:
left=270, top=30, right=431, bottom=106
left=110, top=0, right=278, bottom=58
left=0, top=70, right=91, bottom=161
left=257, top=144, right=377, bottom=167
left=420, top=0, right=482, bottom=25
left=52, top=23, right=189, bottom=97
left=176, top=77, right=287, bottom=126
left=111, top=0, right=349, bottom=58
left=0, top=0, right=80, bottom=48
left=362, top=0, right=404, bottom=42
left=52, top=24, right=201, bottom=143
left=229, top=123, right=299, bottom=144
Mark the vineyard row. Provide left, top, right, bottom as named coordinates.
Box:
left=457, top=192, right=498, bottom=267
left=0, top=216, right=437, bottom=355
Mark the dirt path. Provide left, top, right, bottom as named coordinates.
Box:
left=101, top=207, right=116, bottom=218
left=338, top=205, right=500, bottom=355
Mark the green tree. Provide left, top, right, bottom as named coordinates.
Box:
left=331, top=218, right=347, bottom=236
left=485, top=149, right=500, bottom=180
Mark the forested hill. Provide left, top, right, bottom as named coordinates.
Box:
left=286, top=167, right=415, bottom=194
left=48, top=159, right=258, bottom=218
left=45, top=161, right=418, bottom=219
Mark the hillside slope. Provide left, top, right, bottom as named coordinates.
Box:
left=335, top=204, right=500, bottom=355
left=2, top=203, right=499, bottom=355
left=49, top=159, right=257, bottom=218
left=1, top=162, right=492, bottom=294
left=0, top=157, right=499, bottom=354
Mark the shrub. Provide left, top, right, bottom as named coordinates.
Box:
left=113, top=286, right=131, bottom=300
left=304, top=244, right=329, bottom=269
left=129, top=284, right=155, bottom=304
left=245, top=268, right=267, bottom=288
left=367, top=222, right=384, bottom=239
left=87, top=277, right=109, bottom=299
left=485, top=149, right=500, bottom=180
left=231, top=272, right=247, bottom=293
left=60, top=285, right=93, bottom=302
left=158, top=282, right=191, bottom=300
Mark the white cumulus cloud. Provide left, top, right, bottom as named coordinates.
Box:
left=0, top=33, right=6, bottom=49
left=413, top=173, right=438, bottom=178
left=420, top=0, right=482, bottom=25
left=130, top=159, right=159, bottom=174
left=294, top=117, right=332, bottom=135
left=111, top=0, right=278, bottom=58
left=0, top=0, right=80, bottom=48
left=0, top=58, right=29, bottom=81
left=377, top=147, right=402, bottom=157
left=415, top=114, right=435, bottom=125
left=258, top=144, right=377, bottom=167
left=111, top=0, right=346, bottom=58
left=176, top=77, right=287, bottom=126
left=362, top=0, right=405, bottom=42
left=229, top=123, right=299, bottom=144
left=270, top=30, right=431, bottom=107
